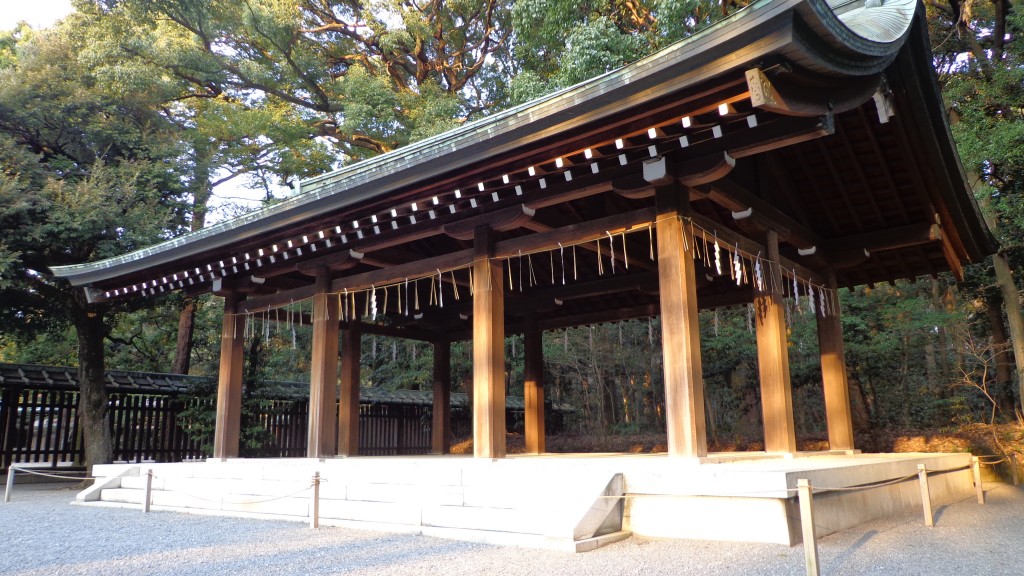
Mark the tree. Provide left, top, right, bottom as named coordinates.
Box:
left=84, top=0, right=513, bottom=160
left=508, top=0, right=742, bottom=103
left=929, top=1, right=1024, bottom=416
left=0, top=20, right=187, bottom=470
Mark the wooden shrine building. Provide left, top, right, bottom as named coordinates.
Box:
left=52, top=0, right=995, bottom=462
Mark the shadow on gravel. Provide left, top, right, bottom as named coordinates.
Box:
left=828, top=530, right=878, bottom=569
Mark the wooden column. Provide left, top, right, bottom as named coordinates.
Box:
left=817, top=274, right=855, bottom=451
left=524, top=314, right=545, bottom=454
left=754, top=230, right=797, bottom=453
left=213, top=292, right=246, bottom=459
left=473, top=225, right=506, bottom=458
left=655, top=184, right=708, bottom=458
left=308, top=269, right=339, bottom=457
left=431, top=341, right=451, bottom=454
left=338, top=320, right=361, bottom=456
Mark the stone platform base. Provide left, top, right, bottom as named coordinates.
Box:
left=76, top=452, right=974, bottom=550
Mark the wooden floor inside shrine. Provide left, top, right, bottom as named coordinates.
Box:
left=74, top=451, right=975, bottom=551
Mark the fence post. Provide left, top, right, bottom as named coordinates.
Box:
left=310, top=471, right=320, bottom=529
left=971, top=457, right=985, bottom=505
left=4, top=466, right=15, bottom=503
left=143, top=469, right=153, bottom=513
left=917, top=464, right=933, bottom=527
left=797, top=479, right=820, bottom=576
left=1011, top=453, right=1019, bottom=487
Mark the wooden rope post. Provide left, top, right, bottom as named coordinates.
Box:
left=143, top=469, right=153, bottom=513
left=972, top=457, right=985, bottom=505
left=797, top=479, right=820, bottom=576
left=4, top=466, right=15, bottom=503
left=917, top=464, right=933, bottom=527
left=1011, top=453, right=1019, bottom=487
left=310, top=471, right=321, bottom=529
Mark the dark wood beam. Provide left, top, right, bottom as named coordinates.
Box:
left=443, top=204, right=537, bottom=240
left=494, top=207, right=656, bottom=258
left=688, top=212, right=825, bottom=284
left=520, top=219, right=656, bottom=272
left=727, top=114, right=834, bottom=159
left=746, top=67, right=882, bottom=117
left=535, top=304, right=660, bottom=332
left=296, top=249, right=364, bottom=276
left=696, top=178, right=821, bottom=249
left=826, top=223, right=941, bottom=254
left=235, top=209, right=656, bottom=314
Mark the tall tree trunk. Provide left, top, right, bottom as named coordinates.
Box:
left=173, top=147, right=213, bottom=373
left=172, top=297, right=197, bottom=374
left=992, top=253, right=1024, bottom=416
left=72, top=300, right=112, bottom=473
left=984, top=289, right=1015, bottom=414
left=957, top=121, right=1024, bottom=417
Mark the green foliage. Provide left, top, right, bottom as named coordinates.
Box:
left=0, top=22, right=187, bottom=335
left=82, top=0, right=512, bottom=162
left=508, top=0, right=735, bottom=103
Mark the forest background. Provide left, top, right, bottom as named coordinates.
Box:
left=1, top=0, right=1023, bottom=465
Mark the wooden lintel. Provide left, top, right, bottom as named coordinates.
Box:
left=344, top=320, right=440, bottom=342
left=332, top=249, right=473, bottom=294
left=236, top=284, right=317, bottom=315
left=296, top=249, right=364, bottom=276
left=678, top=152, right=736, bottom=187
left=443, top=204, right=537, bottom=240
left=612, top=174, right=653, bottom=199
left=513, top=271, right=659, bottom=304
left=688, top=212, right=825, bottom=284
left=237, top=209, right=655, bottom=314
left=524, top=182, right=612, bottom=211
left=535, top=304, right=660, bottom=332
left=697, top=179, right=820, bottom=250
left=697, top=288, right=755, bottom=309
left=827, top=223, right=941, bottom=254
left=211, top=275, right=268, bottom=296
left=728, top=114, right=834, bottom=159
left=731, top=207, right=791, bottom=242
left=494, top=207, right=656, bottom=259
left=520, top=218, right=655, bottom=272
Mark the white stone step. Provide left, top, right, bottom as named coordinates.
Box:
left=84, top=460, right=629, bottom=551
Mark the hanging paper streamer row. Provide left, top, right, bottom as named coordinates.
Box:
left=228, top=216, right=838, bottom=335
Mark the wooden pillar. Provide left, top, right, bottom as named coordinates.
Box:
left=473, top=225, right=506, bottom=458
left=817, top=274, right=855, bottom=451
left=338, top=320, right=361, bottom=456
left=308, top=269, right=339, bottom=457
left=431, top=341, right=451, bottom=454
left=213, top=292, right=246, bottom=459
left=755, top=230, right=797, bottom=453
left=655, top=184, right=708, bottom=458
left=524, top=314, right=545, bottom=454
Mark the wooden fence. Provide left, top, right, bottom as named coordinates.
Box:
left=0, top=364, right=547, bottom=472
left=0, top=386, right=442, bottom=470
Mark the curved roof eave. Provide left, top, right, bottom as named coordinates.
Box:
left=50, top=0, right=919, bottom=288
left=890, top=6, right=998, bottom=261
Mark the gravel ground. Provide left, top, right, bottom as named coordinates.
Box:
left=1, top=480, right=1022, bottom=575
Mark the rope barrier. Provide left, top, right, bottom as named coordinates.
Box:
left=6, top=467, right=96, bottom=481
left=145, top=472, right=314, bottom=506
left=597, top=463, right=975, bottom=501
left=5, top=466, right=94, bottom=503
